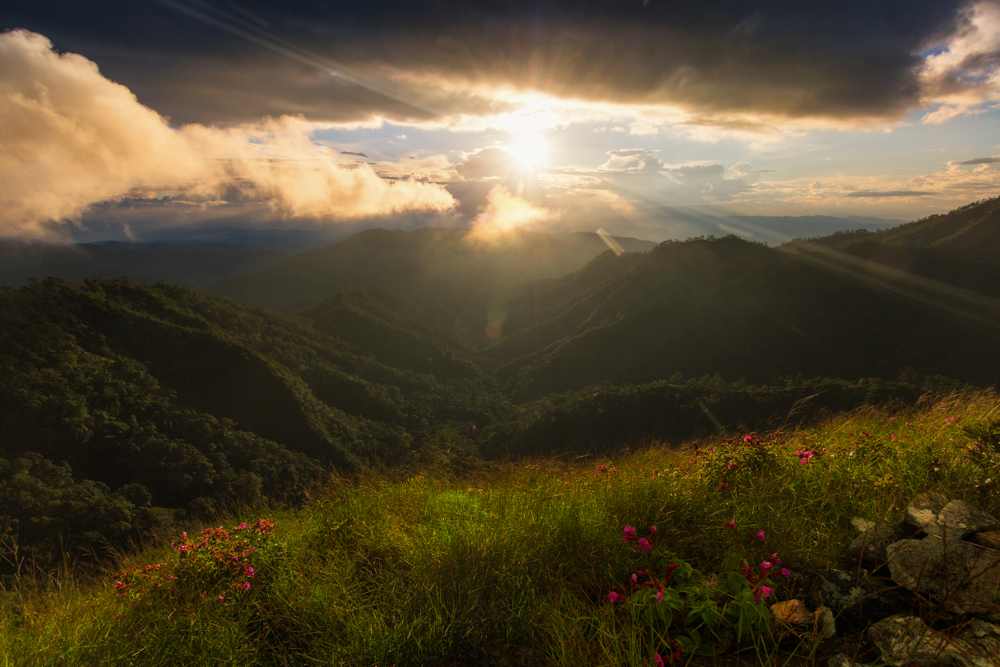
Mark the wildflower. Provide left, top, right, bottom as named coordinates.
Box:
left=647, top=526, right=657, bottom=537
left=725, top=519, right=737, bottom=531
left=181, top=532, right=187, bottom=539
left=604, top=588, right=626, bottom=604
left=760, top=561, right=772, bottom=570
left=239, top=522, right=247, bottom=529
left=246, top=567, right=255, bottom=577
left=241, top=582, right=250, bottom=591
left=637, top=538, right=652, bottom=553
left=217, top=594, right=225, bottom=603
left=781, top=568, right=790, bottom=577
left=654, top=652, right=665, bottom=667
left=622, top=526, right=637, bottom=542
left=756, top=530, right=766, bottom=541
left=890, top=434, right=897, bottom=439
left=717, top=482, right=728, bottom=492
left=656, top=588, right=663, bottom=603
left=754, top=586, right=772, bottom=602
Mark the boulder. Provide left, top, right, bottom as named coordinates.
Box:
left=846, top=521, right=910, bottom=568
left=771, top=599, right=812, bottom=625
left=935, top=500, right=1000, bottom=540
left=886, top=536, right=1000, bottom=616
left=972, top=531, right=1000, bottom=550
left=905, top=492, right=951, bottom=535
left=811, top=568, right=912, bottom=630
left=868, top=614, right=1000, bottom=667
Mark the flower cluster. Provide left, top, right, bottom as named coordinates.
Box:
left=113, top=518, right=280, bottom=606
left=741, top=552, right=789, bottom=602
left=794, top=448, right=823, bottom=465
left=594, top=463, right=618, bottom=478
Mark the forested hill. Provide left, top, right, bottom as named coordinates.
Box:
left=0, top=279, right=504, bottom=563
left=781, top=196, right=1000, bottom=297
left=485, top=235, right=1000, bottom=401
left=206, top=227, right=656, bottom=313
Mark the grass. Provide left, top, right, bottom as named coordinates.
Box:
left=1, top=390, right=998, bottom=666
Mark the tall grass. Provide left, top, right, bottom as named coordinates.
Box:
left=2, top=391, right=998, bottom=666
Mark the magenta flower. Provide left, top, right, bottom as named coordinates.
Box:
left=217, top=594, right=225, bottom=603
left=637, top=538, right=652, bottom=553
left=622, top=526, right=637, bottom=542
left=181, top=532, right=187, bottom=539
left=760, top=561, right=772, bottom=570
left=239, top=522, right=247, bottom=529
left=725, top=519, right=736, bottom=531
left=781, top=568, right=790, bottom=577
left=717, top=482, right=729, bottom=492
left=754, top=586, right=772, bottom=602
left=241, top=581, right=250, bottom=591
left=756, top=530, right=766, bottom=541
left=647, top=526, right=657, bottom=536
left=656, top=588, right=663, bottom=603
left=655, top=652, right=665, bottom=667
left=246, top=567, right=255, bottom=577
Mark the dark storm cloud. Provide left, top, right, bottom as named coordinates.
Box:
left=957, top=156, right=1000, bottom=164
left=0, top=0, right=973, bottom=125
left=844, top=190, right=937, bottom=197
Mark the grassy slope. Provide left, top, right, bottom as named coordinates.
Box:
left=3, top=391, right=998, bottom=666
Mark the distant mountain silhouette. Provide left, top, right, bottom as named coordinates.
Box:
left=206, top=227, right=657, bottom=313
left=0, top=241, right=288, bottom=289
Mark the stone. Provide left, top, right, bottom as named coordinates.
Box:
left=811, top=568, right=912, bottom=630
left=846, top=521, right=910, bottom=568
left=814, top=606, right=836, bottom=640
left=851, top=517, right=877, bottom=533
left=887, top=536, right=1000, bottom=615
left=868, top=614, right=1000, bottom=667
left=771, top=599, right=812, bottom=625
left=827, top=653, right=868, bottom=667
left=972, top=530, right=1000, bottom=550
left=934, top=500, right=1000, bottom=540
left=905, top=492, right=951, bottom=535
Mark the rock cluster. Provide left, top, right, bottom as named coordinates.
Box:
left=769, top=492, right=1000, bottom=667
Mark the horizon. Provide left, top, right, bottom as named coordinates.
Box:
left=2, top=1, right=999, bottom=245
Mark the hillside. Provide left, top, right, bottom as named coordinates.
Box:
left=206, top=227, right=656, bottom=314
left=781, top=196, right=1000, bottom=297
left=481, top=236, right=1000, bottom=401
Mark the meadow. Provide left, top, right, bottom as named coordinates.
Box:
left=2, top=390, right=998, bottom=667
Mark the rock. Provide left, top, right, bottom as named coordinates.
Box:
left=887, top=536, right=1000, bottom=616
left=972, top=530, right=1000, bottom=550
left=851, top=517, right=877, bottom=533
left=905, top=492, right=950, bottom=535
left=935, top=500, right=1000, bottom=540
left=811, top=568, right=912, bottom=630
left=815, top=606, right=836, bottom=640
left=772, top=599, right=813, bottom=625
left=827, top=653, right=868, bottom=667
left=868, top=614, right=1000, bottom=667
left=846, top=521, right=909, bottom=568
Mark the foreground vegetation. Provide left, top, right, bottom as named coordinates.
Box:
left=2, top=391, right=998, bottom=666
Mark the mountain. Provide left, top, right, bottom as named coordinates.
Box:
left=481, top=235, right=1000, bottom=401
left=781, top=196, right=1000, bottom=297
left=0, top=241, right=288, bottom=289
left=206, top=227, right=657, bottom=314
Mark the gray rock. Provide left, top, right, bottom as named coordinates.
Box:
left=868, top=615, right=1000, bottom=667
left=811, top=568, right=913, bottom=630
left=935, top=500, right=1000, bottom=540
left=847, top=521, right=910, bottom=568
left=887, top=536, right=1000, bottom=615
left=827, top=653, right=868, bottom=667
left=972, top=530, right=1000, bottom=550
left=906, top=492, right=951, bottom=535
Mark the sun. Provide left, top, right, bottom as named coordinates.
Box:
left=508, top=130, right=547, bottom=171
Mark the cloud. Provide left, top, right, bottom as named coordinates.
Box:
left=455, top=147, right=519, bottom=180
left=6, top=0, right=974, bottom=128
left=340, top=150, right=369, bottom=158
left=467, top=185, right=556, bottom=240
left=599, top=149, right=666, bottom=172
left=844, top=190, right=937, bottom=198
left=0, top=30, right=455, bottom=239
left=957, top=156, right=1000, bottom=164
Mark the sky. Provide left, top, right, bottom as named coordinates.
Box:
left=2, top=0, right=1000, bottom=244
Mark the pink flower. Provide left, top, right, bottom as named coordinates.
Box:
left=781, top=568, right=790, bottom=577
left=217, top=594, right=225, bottom=603
left=622, top=526, right=637, bottom=542
left=246, top=567, right=255, bottom=577
left=754, top=586, right=772, bottom=602
left=760, top=561, right=772, bottom=570
left=756, top=530, right=766, bottom=541
left=181, top=532, right=187, bottom=539
left=637, top=538, right=652, bottom=553
left=717, top=482, right=728, bottom=492
left=725, top=519, right=737, bottom=531
left=656, top=589, right=663, bottom=603
left=239, top=522, right=247, bottom=529
left=647, top=526, right=657, bottom=536
left=241, top=582, right=250, bottom=591
left=655, top=652, right=665, bottom=667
